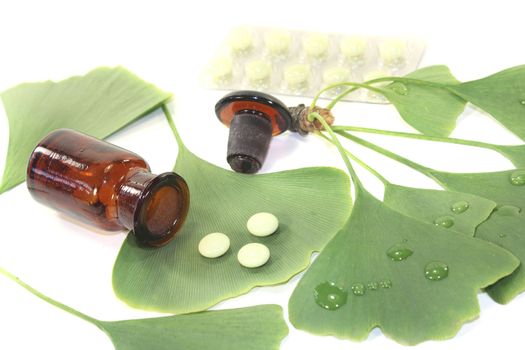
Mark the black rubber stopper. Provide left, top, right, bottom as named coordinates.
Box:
left=227, top=111, right=273, bottom=174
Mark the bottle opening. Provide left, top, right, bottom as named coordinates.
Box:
left=144, top=185, right=182, bottom=236
left=133, top=172, right=190, bottom=247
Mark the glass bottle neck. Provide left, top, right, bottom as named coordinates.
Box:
left=117, top=170, right=156, bottom=231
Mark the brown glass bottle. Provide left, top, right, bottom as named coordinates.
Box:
left=26, top=129, right=190, bottom=247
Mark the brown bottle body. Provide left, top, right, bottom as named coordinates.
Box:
left=27, top=129, right=190, bottom=247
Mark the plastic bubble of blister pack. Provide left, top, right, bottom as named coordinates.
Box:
left=202, top=26, right=426, bottom=103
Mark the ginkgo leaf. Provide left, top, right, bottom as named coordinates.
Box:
left=0, top=66, right=171, bottom=193
left=383, top=184, right=497, bottom=236
left=113, top=108, right=352, bottom=314
left=99, top=305, right=288, bottom=350
left=448, top=66, right=525, bottom=141
left=493, top=144, right=525, bottom=168
left=475, top=209, right=525, bottom=304
left=288, top=190, right=518, bottom=345
left=430, top=169, right=525, bottom=303
left=0, top=267, right=288, bottom=350
left=380, top=65, right=466, bottom=137
left=383, top=183, right=525, bottom=303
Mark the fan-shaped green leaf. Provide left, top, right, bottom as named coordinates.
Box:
left=448, top=65, right=525, bottom=141
left=493, top=144, right=525, bottom=168
left=288, top=190, right=518, bottom=345
left=475, top=208, right=525, bottom=304
left=384, top=184, right=497, bottom=236
left=113, top=146, right=352, bottom=313
left=0, top=66, right=171, bottom=193
left=99, top=305, right=288, bottom=350
left=0, top=267, right=288, bottom=350
left=380, top=65, right=466, bottom=137
left=430, top=169, right=525, bottom=303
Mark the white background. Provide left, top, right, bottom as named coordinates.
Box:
left=1, top=0, right=525, bottom=349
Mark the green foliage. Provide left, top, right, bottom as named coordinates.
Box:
left=384, top=184, right=497, bottom=236
left=0, top=267, right=288, bottom=350
left=112, top=108, right=352, bottom=314
left=332, top=129, right=525, bottom=305
left=448, top=66, right=525, bottom=141
left=100, top=305, right=288, bottom=350
left=492, top=144, right=525, bottom=168
left=381, top=66, right=466, bottom=137
left=288, top=190, right=518, bottom=345
left=383, top=181, right=525, bottom=304
left=4, top=63, right=525, bottom=347
left=430, top=169, right=525, bottom=303
left=330, top=65, right=525, bottom=140
left=0, top=66, right=171, bottom=193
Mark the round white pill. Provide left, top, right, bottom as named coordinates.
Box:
left=245, top=59, right=272, bottom=85
left=303, top=33, right=330, bottom=59
left=284, top=64, right=310, bottom=90
left=264, top=30, right=292, bottom=56
left=237, top=243, right=270, bottom=268
left=247, top=212, right=279, bottom=237
left=340, top=36, right=367, bottom=61
left=210, top=56, right=233, bottom=84
left=198, top=232, right=230, bottom=258
left=228, top=27, right=254, bottom=54
left=323, top=66, right=351, bottom=85
left=379, top=39, right=407, bottom=65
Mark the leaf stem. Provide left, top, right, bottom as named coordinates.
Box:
left=0, top=266, right=102, bottom=328
left=365, top=76, right=447, bottom=89
left=322, top=75, right=455, bottom=110
left=311, top=82, right=383, bottom=109
left=325, top=86, right=360, bottom=110
left=309, top=113, right=363, bottom=192
left=162, top=104, right=185, bottom=150
left=334, top=130, right=444, bottom=185
left=332, top=125, right=502, bottom=152
left=317, top=132, right=390, bottom=186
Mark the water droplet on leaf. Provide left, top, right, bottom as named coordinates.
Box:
left=386, top=243, right=413, bottom=261
left=391, top=82, right=408, bottom=95
left=314, top=282, right=348, bottom=310
left=520, top=99, right=525, bottom=105
left=379, top=279, right=392, bottom=289
left=495, top=205, right=521, bottom=216
left=433, top=216, right=455, bottom=228
left=451, top=201, right=470, bottom=214
left=498, top=233, right=507, bottom=238
left=351, top=283, right=365, bottom=296
left=424, top=261, right=449, bottom=281
left=367, top=282, right=378, bottom=290
left=510, top=170, right=525, bottom=186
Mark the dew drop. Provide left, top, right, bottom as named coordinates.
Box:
left=351, top=283, right=365, bottom=296
left=451, top=201, right=470, bottom=214
left=391, top=82, right=408, bottom=95
left=520, top=99, right=525, bottom=105
left=510, top=170, right=525, bottom=186
left=424, top=261, right=449, bottom=281
left=379, top=279, right=392, bottom=289
left=314, top=282, right=348, bottom=310
left=498, top=233, right=507, bottom=238
left=367, top=282, right=379, bottom=291
left=495, top=205, right=521, bottom=217
left=386, top=243, right=413, bottom=261
left=433, top=216, right=455, bottom=228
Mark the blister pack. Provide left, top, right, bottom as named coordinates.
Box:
left=202, top=27, right=425, bottom=103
